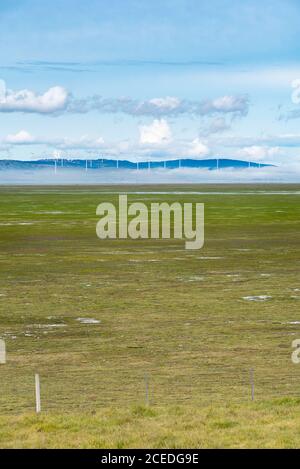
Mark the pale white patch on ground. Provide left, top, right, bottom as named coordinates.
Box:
left=76, top=318, right=101, bottom=324
left=188, top=276, right=204, bottom=282
left=36, top=211, right=65, bottom=214
left=1, top=332, right=17, bottom=340
left=177, top=275, right=204, bottom=282
left=197, top=256, right=224, bottom=260
left=30, top=324, right=65, bottom=328
left=260, top=273, right=271, bottom=277
left=242, top=295, right=272, bottom=301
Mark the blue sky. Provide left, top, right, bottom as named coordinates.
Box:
left=1, top=0, right=300, bottom=169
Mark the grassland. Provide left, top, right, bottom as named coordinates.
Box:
left=1, top=398, right=300, bottom=448
left=0, top=184, right=299, bottom=447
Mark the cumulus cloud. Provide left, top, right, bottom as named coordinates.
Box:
left=291, top=79, right=300, bottom=104
left=1, top=131, right=106, bottom=151
left=139, top=119, right=172, bottom=145
left=147, top=96, right=181, bottom=111
left=0, top=79, right=69, bottom=114
left=68, top=94, right=249, bottom=118
left=0, top=79, right=248, bottom=119
left=237, top=145, right=282, bottom=161
left=206, top=95, right=248, bottom=114
left=279, top=79, right=300, bottom=120
left=4, top=130, right=36, bottom=144
left=187, top=138, right=210, bottom=157
left=200, top=116, right=231, bottom=136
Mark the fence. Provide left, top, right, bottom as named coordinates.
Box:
left=1, top=354, right=300, bottom=414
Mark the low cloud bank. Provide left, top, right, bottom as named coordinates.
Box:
left=1, top=164, right=300, bottom=185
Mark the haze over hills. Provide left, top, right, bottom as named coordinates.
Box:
left=0, top=158, right=273, bottom=171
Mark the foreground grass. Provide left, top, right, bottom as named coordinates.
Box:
left=1, top=398, right=300, bottom=448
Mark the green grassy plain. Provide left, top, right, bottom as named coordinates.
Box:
left=1, top=399, right=300, bottom=448
left=0, top=184, right=299, bottom=447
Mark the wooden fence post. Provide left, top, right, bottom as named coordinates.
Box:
left=35, top=373, right=41, bottom=413
left=0, top=339, right=6, bottom=364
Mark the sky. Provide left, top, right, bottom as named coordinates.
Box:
left=1, top=0, right=300, bottom=174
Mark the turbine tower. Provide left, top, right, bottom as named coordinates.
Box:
left=53, top=150, right=61, bottom=174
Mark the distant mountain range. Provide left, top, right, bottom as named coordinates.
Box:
left=0, top=158, right=273, bottom=170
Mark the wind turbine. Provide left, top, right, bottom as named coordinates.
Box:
left=53, top=150, right=60, bottom=174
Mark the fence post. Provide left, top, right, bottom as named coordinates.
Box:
left=145, top=373, right=150, bottom=406
left=0, top=339, right=6, bottom=364
left=35, top=373, right=41, bottom=413
left=250, top=368, right=254, bottom=401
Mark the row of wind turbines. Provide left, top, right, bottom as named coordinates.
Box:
left=32, top=152, right=261, bottom=173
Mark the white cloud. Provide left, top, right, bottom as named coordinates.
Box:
left=0, top=80, right=69, bottom=114
left=2, top=131, right=106, bottom=151
left=291, top=79, right=300, bottom=104
left=58, top=135, right=105, bottom=150
left=279, top=79, right=300, bottom=120
left=201, top=95, right=249, bottom=116
left=200, top=116, right=231, bottom=136
left=3, top=164, right=300, bottom=185
left=213, top=96, right=242, bottom=112
left=187, top=138, right=209, bottom=157
left=68, top=94, right=249, bottom=118
left=139, top=119, right=172, bottom=145
left=5, top=130, right=36, bottom=144
left=147, top=96, right=181, bottom=110
left=237, top=145, right=282, bottom=161
left=0, top=79, right=248, bottom=120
